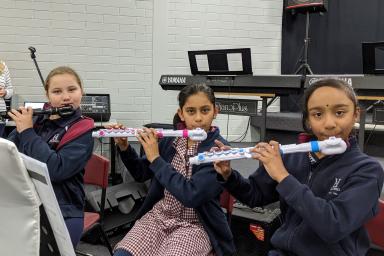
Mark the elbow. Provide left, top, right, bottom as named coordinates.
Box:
left=317, top=225, right=348, bottom=244
left=179, top=192, right=206, bottom=208
left=320, top=234, right=344, bottom=244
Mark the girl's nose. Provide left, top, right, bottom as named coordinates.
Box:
left=324, top=114, right=336, bottom=129
left=62, top=92, right=70, bottom=100
left=195, top=112, right=202, bottom=121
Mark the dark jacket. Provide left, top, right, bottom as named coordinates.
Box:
left=223, top=137, right=384, bottom=256
left=8, top=109, right=94, bottom=218
left=118, top=128, right=236, bottom=256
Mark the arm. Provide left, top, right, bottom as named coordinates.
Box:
left=213, top=139, right=280, bottom=207
left=277, top=163, right=384, bottom=243
left=118, top=144, right=154, bottom=182
left=16, top=128, right=94, bottom=182
left=2, top=63, right=13, bottom=99
left=107, top=123, right=154, bottom=182
left=222, top=166, right=280, bottom=208
left=149, top=158, right=223, bottom=208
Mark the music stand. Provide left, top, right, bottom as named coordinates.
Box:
left=188, top=48, right=253, bottom=75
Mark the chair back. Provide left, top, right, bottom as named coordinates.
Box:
left=84, top=153, right=110, bottom=224
left=220, top=189, right=235, bottom=225
left=366, top=199, right=384, bottom=249
left=84, top=153, right=110, bottom=189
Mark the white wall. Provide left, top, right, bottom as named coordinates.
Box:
left=152, top=0, right=283, bottom=142
left=0, top=0, right=154, bottom=128
left=0, top=0, right=283, bottom=142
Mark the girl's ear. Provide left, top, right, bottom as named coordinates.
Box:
left=354, top=106, right=360, bottom=123
left=214, top=104, right=219, bottom=119
left=177, top=108, right=184, bottom=121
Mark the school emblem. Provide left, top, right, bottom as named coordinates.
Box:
left=329, top=177, right=342, bottom=196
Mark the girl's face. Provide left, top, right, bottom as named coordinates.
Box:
left=46, top=73, right=83, bottom=109
left=306, top=86, right=359, bottom=141
left=177, top=92, right=218, bottom=132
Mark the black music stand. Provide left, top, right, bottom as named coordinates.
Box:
left=188, top=48, right=252, bottom=75
left=188, top=48, right=272, bottom=142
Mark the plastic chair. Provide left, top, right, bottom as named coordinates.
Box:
left=365, top=199, right=384, bottom=251
left=220, top=189, right=235, bottom=225
left=77, top=153, right=113, bottom=255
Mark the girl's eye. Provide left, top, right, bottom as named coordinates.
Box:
left=336, top=110, right=345, bottom=117
left=311, top=112, right=322, bottom=118
left=201, top=108, right=210, bottom=113
left=186, top=109, right=195, bottom=114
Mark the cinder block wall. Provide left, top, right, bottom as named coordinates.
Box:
left=152, top=0, right=283, bottom=142
left=0, top=0, right=283, bottom=142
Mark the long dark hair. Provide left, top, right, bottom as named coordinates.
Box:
left=173, top=83, right=215, bottom=129
left=302, top=78, right=358, bottom=134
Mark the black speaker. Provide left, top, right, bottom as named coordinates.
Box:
left=286, top=0, right=327, bottom=12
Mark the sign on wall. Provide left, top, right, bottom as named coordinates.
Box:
left=216, top=98, right=259, bottom=116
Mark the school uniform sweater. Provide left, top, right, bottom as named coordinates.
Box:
left=223, top=137, right=384, bottom=256
left=8, top=109, right=94, bottom=218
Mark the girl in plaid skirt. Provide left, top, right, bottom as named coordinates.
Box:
left=111, top=84, right=235, bottom=256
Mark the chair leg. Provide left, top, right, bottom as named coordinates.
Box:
left=98, top=224, right=113, bottom=255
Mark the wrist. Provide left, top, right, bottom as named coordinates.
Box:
left=222, top=169, right=232, bottom=181
left=118, top=143, right=129, bottom=151
left=149, top=155, right=160, bottom=163
left=276, top=173, right=289, bottom=183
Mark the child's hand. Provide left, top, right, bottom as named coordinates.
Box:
left=251, top=141, right=289, bottom=183
left=212, top=139, right=233, bottom=181
left=104, top=123, right=129, bottom=151
left=8, top=107, right=33, bottom=133
left=137, top=128, right=160, bottom=163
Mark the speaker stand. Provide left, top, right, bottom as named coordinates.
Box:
left=295, top=11, right=313, bottom=76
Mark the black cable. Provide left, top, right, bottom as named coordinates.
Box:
left=364, top=124, right=377, bottom=148
left=224, top=77, right=234, bottom=141
left=229, top=116, right=251, bottom=143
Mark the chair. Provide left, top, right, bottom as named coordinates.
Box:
left=220, top=189, right=235, bottom=225
left=77, top=153, right=113, bottom=256
left=365, top=199, right=384, bottom=251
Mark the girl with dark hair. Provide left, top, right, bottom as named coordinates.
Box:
left=214, top=78, right=384, bottom=256
left=112, top=83, right=235, bottom=256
